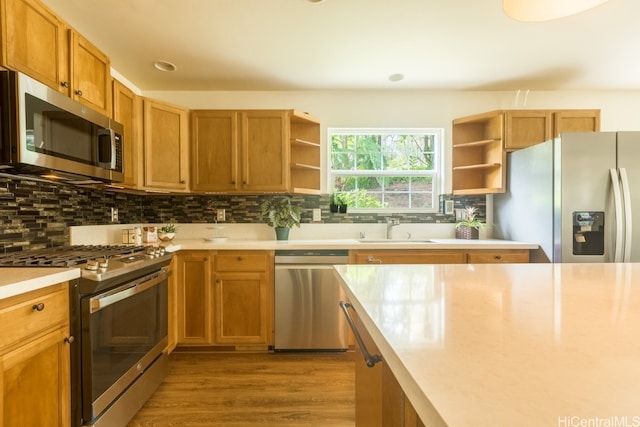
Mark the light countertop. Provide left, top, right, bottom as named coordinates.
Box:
left=0, top=268, right=80, bottom=300
left=334, top=263, right=640, bottom=427
left=163, top=238, right=537, bottom=251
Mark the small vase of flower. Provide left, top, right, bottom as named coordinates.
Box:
left=455, top=207, right=483, bottom=240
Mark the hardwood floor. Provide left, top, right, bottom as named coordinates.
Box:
left=128, top=351, right=355, bottom=427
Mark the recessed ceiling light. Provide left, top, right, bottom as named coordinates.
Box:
left=307, top=0, right=325, bottom=3
left=154, top=60, right=177, bottom=72
left=388, top=73, right=404, bottom=82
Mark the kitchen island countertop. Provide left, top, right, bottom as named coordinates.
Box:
left=334, top=263, right=640, bottom=426
left=0, top=268, right=80, bottom=300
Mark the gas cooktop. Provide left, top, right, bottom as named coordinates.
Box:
left=0, top=245, right=147, bottom=267
left=0, top=245, right=173, bottom=283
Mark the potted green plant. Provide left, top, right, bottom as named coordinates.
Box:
left=260, top=197, right=301, bottom=240
left=158, top=223, right=177, bottom=241
left=329, top=192, right=348, bottom=213
left=455, top=206, right=483, bottom=239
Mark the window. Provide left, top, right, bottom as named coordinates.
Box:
left=329, top=128, right=443, bottom=211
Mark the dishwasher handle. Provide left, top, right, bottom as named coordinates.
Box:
left=339, top=301, right=383, bottom=368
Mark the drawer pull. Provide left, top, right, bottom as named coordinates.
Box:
left=64, top=336, right=75, bottom=344
left=366, top=256, right=382, bottom=264
left=32, top=303, right=45, bottom=312
left=237, top=256, right=243, bottom=261
left=339, top=301, right=383, bottom=368
left=494, top=255, right=502, bottom=260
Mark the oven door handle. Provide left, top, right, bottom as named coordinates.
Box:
left=89, top=268, right=170, bottom=313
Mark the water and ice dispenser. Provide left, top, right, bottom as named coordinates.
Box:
left=573, top=211, right=604, bottom=255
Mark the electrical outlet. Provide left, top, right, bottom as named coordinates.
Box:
left=216, top=209, right=226, bottom=222
left=444, top=200, right=454, bottom=215
left=111, top=207, right=118, bottom=223
left=312, top=208, right=321, bottom=222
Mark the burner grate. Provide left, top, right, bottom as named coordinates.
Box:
left=0, top=245, right=147, bottom=267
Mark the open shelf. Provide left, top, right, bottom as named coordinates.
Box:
left=289, top=111, right=321, bottom=193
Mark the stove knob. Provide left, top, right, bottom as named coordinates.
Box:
left=97, top=258, right=109, bottom=269
left=86, top=259, right=99, bottom=271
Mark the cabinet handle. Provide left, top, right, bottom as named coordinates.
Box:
left=32, top=302, right=45, bottom=312
left=494, top=255, right=502, bottom=260
left=237, top=256, right=243, bottom=261
left=64, top=336, right=75, bottom=344
left=366, top=256, right=382, bottom=264
left=180, top=180, right=186, bottom=184
left=60, top=81, right=69, bottom=88
left=339, top=301, right=382, bottom=368
left=75, top=89, right=83, bottom=96
left=231, top=180, right=236, bottom=185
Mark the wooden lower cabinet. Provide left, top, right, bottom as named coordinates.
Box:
left=350, top=250, right=465, bottom=264
left=466, top=249, right=529, bottom=263
left=176, top=250, right=274, bottom=349
left=0, top=282, right=71, bottom=427
left=354, top=308, right=424, bottom=427
left=176, top=251, right=213, bottom=345
left=213, top=251, right=274, bottom=346
left=350, top=249, right=529, bottom=264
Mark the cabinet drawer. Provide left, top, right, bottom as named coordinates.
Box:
left=0, top=286, right=68, bottom=350
left=466, top=251, right=529, bottom=263
left=215, top=252, right=270, bottom=272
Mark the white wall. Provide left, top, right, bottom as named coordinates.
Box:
left=141, top=88, right=640, bottom=194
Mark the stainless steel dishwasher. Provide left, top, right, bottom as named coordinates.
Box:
left=274, top=249, right=350, bottom=351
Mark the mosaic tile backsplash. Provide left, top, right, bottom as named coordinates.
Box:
left=0, top=175, right=485, bottom=252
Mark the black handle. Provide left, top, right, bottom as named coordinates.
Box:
left=339, top=301, right=382, bottom=368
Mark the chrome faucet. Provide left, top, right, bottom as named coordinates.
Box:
left=386, top=218, right=400, bottom=239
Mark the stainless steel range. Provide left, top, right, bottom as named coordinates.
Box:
left=1, top=245, right=173, bottom=427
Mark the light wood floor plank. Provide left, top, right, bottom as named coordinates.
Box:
left=128, top=351, right=355, bottom=427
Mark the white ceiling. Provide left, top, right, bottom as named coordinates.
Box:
left=41, top=0, right=640, bottom=92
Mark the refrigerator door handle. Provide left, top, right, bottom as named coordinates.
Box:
left=610, top=168, right=624, bottom=262
left=619, top=168, right=633, bottom=262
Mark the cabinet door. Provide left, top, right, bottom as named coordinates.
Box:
left=177, top=252, right=213, bottom=345
left=69, top=30, right=111, bottom=116
left=504, top=110, right=552, bottom=151
left=240, top=110, right=289, bottom=192
left=213, top=271, right=271, bottom=345
left=190, top=110, right=239, bottom=192
left=1, top=0, right=67, bottom=90
left=1, top=327, right=70, bottom=427
left=143, top=99, right=190, bottom=191
left=351, top=250, right=466, bottom=264
left=466, top=250, right=529, bottom=263
left=553, top=110, right=600, bottom=136
left=112, top=79, right=142, bottom=188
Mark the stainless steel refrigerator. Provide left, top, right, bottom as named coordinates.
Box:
left=493, top=132, right=640, bottom=263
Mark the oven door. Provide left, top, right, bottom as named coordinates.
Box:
left=81, top=269, right=168, bottom=422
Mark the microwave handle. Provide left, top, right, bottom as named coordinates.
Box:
left=97, top=128, right=116, bottom=169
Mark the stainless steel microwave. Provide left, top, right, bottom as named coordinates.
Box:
left=0, top=70, right=124, bottom=183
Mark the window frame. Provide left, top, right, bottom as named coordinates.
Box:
left=327, top=127, right=445, bottom=213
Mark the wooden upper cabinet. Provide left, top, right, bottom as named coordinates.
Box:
left=190, top=109, right=320, bottom=194
left=504, top=110, right=552, bottom=151
left=143, top=98, right=190, bottom=192
left=453, top=109, right=600, bottom=194
left=69, top=30, right=111, bottom=116
left=1, top=0, right=112, bottom=116
left=1, top=0, right=67, bottom=89
left=190, top=110, right=239, bottom=192
left=504, top=109, right=600, bottom=151
left=241, top=110, right=289, bottom=192
left=553, top=109, right=600, bottom=136
left=112, top=79, right=142, bottom=189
